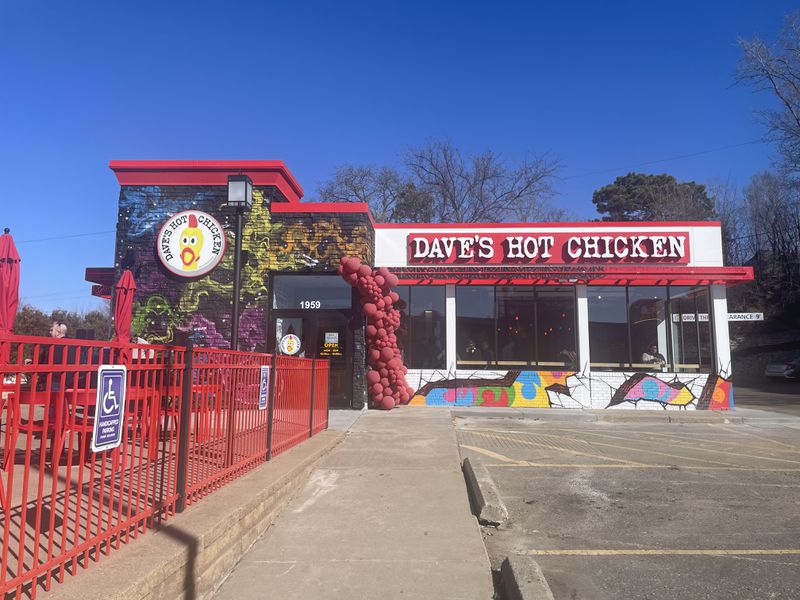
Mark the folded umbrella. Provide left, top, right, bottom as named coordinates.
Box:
left=0, top=228, right=20, bottom=365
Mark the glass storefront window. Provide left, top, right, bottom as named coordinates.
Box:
left=456, top=287, right=496, bottom=366
left=590, top=285, right=714, bottom=373
left=394, top=286, right=446, bottom=369
left=537, top=287, right=577, bottom=368
left=395, top=286, right=410, bottom=364
left=588, top=287, right=630, bottom=368
left=668, top=286, right=713, bottom=372
left=408, top=287, right=446, bottom=369
left=697, top=289, right=713, bottom=370
left=496, top=286, right=535, bottom=365
left=628, top=287, right=668, bottom=370
left=397, top=283, right=712, bottom=374
left=272, top=275, right=352, bottom=309
left=457, top=286, right=577, bottom=369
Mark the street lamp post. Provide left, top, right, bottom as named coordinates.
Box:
left=227, top=174, right=253, bottom=350
left=225, top=174, right=252, bottom=468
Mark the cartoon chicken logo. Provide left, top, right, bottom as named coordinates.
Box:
left=179, top=215, right=204, bottom=271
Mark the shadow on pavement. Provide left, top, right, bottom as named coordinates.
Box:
left=158, top=524, right=199, bottom=600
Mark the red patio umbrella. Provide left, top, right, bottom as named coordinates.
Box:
left=113, top=270, right=136, bottom=349
left=0, top=228, right=21, bottom=364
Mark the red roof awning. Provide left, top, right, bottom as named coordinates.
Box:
left=108, top=160, right=304, bottom=203
left=85, top=267, right=115, bottom=299
left=391, top=264, right=754, bottom=286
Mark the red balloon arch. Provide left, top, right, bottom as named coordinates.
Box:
left=338, top=256, right=413, bottom=410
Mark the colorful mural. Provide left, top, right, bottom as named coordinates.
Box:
left=275, top=220, right=372, bottom=270
left=407, top=367, right=733, bottom=410
left=410, top=370, right=575, bottom=408
left=118, top=186, right=371, bottom=350
left=697, top=373, right=734, bottom=410
left=609, top=373, right=697, bottom=409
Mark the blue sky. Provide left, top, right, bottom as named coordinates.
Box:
left=0, top=0, right=794, bottom=312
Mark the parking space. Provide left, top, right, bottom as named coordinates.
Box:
left=456, top=415, right=800, bottom=599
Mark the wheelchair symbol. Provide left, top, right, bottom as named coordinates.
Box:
left=102, top=380, right=120, bottom=415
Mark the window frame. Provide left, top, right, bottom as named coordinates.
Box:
left=588, top=285, right=715, bottom=373
left=456, top=285, right=578, bottom=370
left=395, top=285, right=447, bottom=370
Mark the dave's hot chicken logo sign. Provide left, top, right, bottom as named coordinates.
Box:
left=407, top=231, right=690, bottom=265
left=157, top=211, right=226, bottom=277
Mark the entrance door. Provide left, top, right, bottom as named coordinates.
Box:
left=313, top=316, right=351, bottom=408
left=271, top=312, right=353, bottom=408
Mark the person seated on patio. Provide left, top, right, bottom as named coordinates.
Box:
left=640, top=343, right=666, bottom=368
left=37, top=322, right=76, bottom=391
left=459, top=339, right=478, bottom=361
left=559, top=348, right=578, bottom=370
left=131, top=334, right=154, bottom=388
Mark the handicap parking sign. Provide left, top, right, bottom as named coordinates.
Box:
left=258, top=366, right=270, bottom=411
left=91, top=365, right=127, bottom=453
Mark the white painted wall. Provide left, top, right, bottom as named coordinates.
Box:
left=711, top=284, right=732, bottom=376
left=445, top=284, right=456, bottom=373
left=575, top=284, right=591, bottom=375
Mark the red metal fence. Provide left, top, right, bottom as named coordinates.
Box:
left=0, top=335, right=328, bottom=599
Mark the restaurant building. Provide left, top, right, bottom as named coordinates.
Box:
left=89, top=161, right=753, bottom=411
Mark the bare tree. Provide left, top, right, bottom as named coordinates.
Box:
left=745, top=173, right=800, bottom=307
left=708, top=179, right=745, bottom=265
left=738, top=13, right=800, bottom=175
left=319, top=165, right=434, bottom=222
left=319, top=166, right=394, bottom=219
left=405, top=141, right=561, bottom=222
left=318, top=140, right=562, bottom=223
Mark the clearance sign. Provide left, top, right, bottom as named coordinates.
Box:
left=407, top=232, right=691, bottom=265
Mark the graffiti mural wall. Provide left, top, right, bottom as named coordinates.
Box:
left=407, top=368, right=733, bottom=410
left=117, top=186, right=288, bottom=349
left=115, top=186, right=374, bottom=352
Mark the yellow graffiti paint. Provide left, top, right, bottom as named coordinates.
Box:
left=511, top=380, right=549, bottom=408
left=409, top=395, right=426, bottom=406
left=669, top=387, right=695, bottom=406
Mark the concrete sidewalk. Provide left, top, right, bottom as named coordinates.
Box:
left=213, top=408, right=494, bottom=600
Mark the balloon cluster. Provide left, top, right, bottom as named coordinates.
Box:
left=338, top=256, right=414, bottom=410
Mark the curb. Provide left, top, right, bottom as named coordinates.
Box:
left=454, top=407, right=747, bottom=424
left=501, top=556, right=555, bottom=600
left=44, top=430, right=346, bottom=600
left=462, top=456, right=508, bottom=526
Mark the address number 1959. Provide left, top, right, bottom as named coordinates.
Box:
left=300, top=300, right=321, bottom=309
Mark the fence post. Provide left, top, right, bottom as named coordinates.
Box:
left=175, top=340, right=193, bottom=513
left=266, top=352, right=277, bottom=461
left=326, top=359, right=330, bottom=429
left=308, top=358, right=316, bottom=438
left=224, top=354, right=238, bottom=469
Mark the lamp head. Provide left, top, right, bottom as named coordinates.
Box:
left=227, top=174, right=253, bottom=209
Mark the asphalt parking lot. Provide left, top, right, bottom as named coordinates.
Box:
left=455, top=413, right=800, bottom=600
left=735, top=382, right=800, bottom=417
